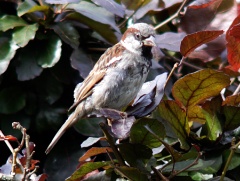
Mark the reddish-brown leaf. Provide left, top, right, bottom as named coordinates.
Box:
left=0, top=135, right=18, bottom=141
left=226, top=15, right=240, bottom=40
left=222, top=94, right=240, bottom=106
left=226, top=15, right=240, bottom=71
left=180, top=0, right=223, bottom=33
left=79, top=147, right=113, bottom=162
left=180, top=30, right=224, bottom=57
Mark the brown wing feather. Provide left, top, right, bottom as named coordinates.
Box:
left=68, top=43, right=125, bottom=112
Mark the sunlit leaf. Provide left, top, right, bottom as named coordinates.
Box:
left=121, top=0, right=151, bottom=10
left=226, top=15, right=240, bottom=71
left=130, top=118, right=165, bottom=148
left=17, top=0, right=37, bottom=16
left=12, top=23, right=39, bottom=47
left=26, top=5, right=52, bottom=15
left=187, top=105, right=206, bottom=124
left=158, top=100, right=190, bottom=150
left=172, top=69, right=230, bottom=108
left=163, top=155, right=222, bottom=174
left=0, top=87, right=26, bottom=114
left=81, top=137, right=103, bottom=148
left=156, top=32, right=185, bottom=52
left=79, top=147, right=113, bottom=162
left=111, top=116, right=135, bottom=139
left=66, top=161, right=111, bottom=181
left=202, top=109, right=222, bottom=141
left=37, top=35, right=62, bottom=68
left=45, top=0, right=79, bottom=4
left=92, top=0, right=125, bottom=18
left=0, top=37, right=17, bottom=75
left=180, top=30, right=224, bottom=57
left=0, top=15, right=28, bottom=32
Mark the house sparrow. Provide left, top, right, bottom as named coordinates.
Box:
left=45, top=23, right=156, bottom=154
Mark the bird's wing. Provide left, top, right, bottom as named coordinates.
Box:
left=68, top=43, right=125, bottom=112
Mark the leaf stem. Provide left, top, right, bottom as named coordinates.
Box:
left=99, top=122, right=126, bottom=166
left=220, top=138, right=240, bottom=181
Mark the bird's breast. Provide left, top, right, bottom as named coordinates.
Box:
left=90, top=55, right=151, bottom=110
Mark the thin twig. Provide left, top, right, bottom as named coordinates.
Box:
left=164, top=63, right=179, bottom=89
left=169, top=151, right=201, bottom=179
left=154, top=0, right=188, bottom=30
left=99, top=122, right=126, bottom=166
left=220, top=138, right=240, bottom=181
left=151, top=166, right=169, bottom=181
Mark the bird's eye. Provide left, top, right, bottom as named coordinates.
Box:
left=135, top=33, right=141, bottom=40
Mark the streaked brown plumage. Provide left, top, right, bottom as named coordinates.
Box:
left=45, top=23, right=156, bottom=154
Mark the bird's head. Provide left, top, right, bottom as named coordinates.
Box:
left=121, top=23, right=156, bottom=56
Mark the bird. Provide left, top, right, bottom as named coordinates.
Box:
left=45, top=23, right=156, bottom=154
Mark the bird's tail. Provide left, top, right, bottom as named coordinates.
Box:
left=45, top=113, right=77, bottom=154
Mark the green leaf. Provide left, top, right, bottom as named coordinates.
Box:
left=163, top=155, right=222, bottom=174
left=51, top=22, right=80, bottom=49
left=172, top=69, right=230, bottom=108
left=223, top=106, right=240, bottom=131
left=66, top=161, right=111, bottom=181
left=223, top=150, right=240, bottom=171
left=201, top=109, right=222, bottom=141
left=0, top=37, right=17, bottom=75
left=118, top=143, right=152, bottom=171
left=158, top=100, right=190, bottom=150
left=37, top=35, right=62, bottom=68
left=12, top=23, right=39, bottom=47
left=17, top=0, right=37, bottom=16
left=66, top=12, right=118, bottom=44
left=0, top=87, right=26, bottom=114
left=114, top=166, right=148, bottom=181
left=189, top=172, right=213, bottom=181
left=0, top=15, right=28, bottom=32
left=15, top=48, right=42, bottom=81
left=26, top=5, right=52, bottom=15
left=130, top=118, right=165, bottom=148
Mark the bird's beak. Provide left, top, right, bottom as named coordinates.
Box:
left=143, top=35, right=156, bottom=47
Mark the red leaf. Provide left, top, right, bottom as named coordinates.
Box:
left=79, top=147, right=113, bottom=162
left=226, top=15, right=240, bottom=71
left=0, top=135, right=18, bottom=141
left=180, top=30, right=224, bottom=57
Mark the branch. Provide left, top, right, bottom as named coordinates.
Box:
left=99, top=122, right=126, bottom=166
left=154, top=0, right=188, bottom=30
